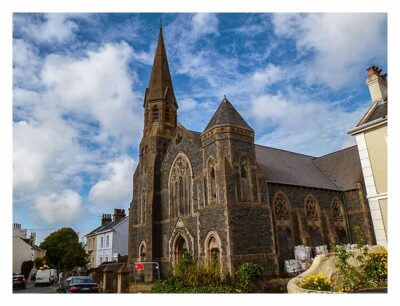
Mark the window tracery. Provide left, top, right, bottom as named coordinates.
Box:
left=305, top=196, right=318, bottom=219
left=332, top=198, right=344, bottom=221
left=274, top=194, right=289, bottom=218
left=169, top=155, right=192, bottom=218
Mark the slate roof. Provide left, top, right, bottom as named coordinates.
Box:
left=188, top=129, right=201, bottom=140
left=19, top=237, right=43, bottom=250
left=204, top=97, right=252, bottom=131
left=364, top=101, right=387, bottom=123
left=86, top=217, right=128, bottom=236
left=313, top=145, right=362, bottom=191
left=356, top=100, right=387, bottom=128
left=255, top=145, right=340, bottom=190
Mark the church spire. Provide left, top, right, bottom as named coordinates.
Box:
left=146, top=27, right=177, bottom=107
left=142, top=27, right=178, bottom=139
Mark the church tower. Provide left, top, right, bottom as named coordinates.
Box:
left=129, top=27, right=178, bottom=269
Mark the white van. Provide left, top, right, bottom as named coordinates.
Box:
left=35, top=270, right=51, bottom=286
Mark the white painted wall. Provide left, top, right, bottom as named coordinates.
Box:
left=13, top=237, right=34, bottom=274
left=96, top=231, right=113, bottom=266
left=112, top=217, right=129, bottom=257
left=355, top=133, right=387, bottom=247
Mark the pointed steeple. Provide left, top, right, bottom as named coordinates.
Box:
left=204, top=97, right=252, bottom=131
left=146, top=27, right=177, bottom=107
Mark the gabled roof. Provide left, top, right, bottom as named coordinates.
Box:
left=313, top=145, right=362, bottom=191
left=255, top=144, right=363, bottom=191
left=255, top=145, right=339, bottom=190
left=204, top=97, right=252, bottom=132
left=86, top=216, right=128, bottom=236
left=19, top=237, right=43, bottom=251
left=359, top=101, right=387, bottom=126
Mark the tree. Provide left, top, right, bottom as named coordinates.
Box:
left=39, top=227, right=88, bottom=271
left=34, top=257, right=46, bottom=269
left=20, top=260, right=34, bottom=280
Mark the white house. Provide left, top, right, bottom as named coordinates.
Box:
left=13, top=223, right=45, bottom=275
left=85, top=209, right=129, bottom=268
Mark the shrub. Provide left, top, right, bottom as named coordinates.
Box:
left=152, top=251, right=235, bottom=293
left=332, top=243, right=366, bottom=292
left=152, top=276, right=185, bottom=293
left=236, top=262, right=264, bottom=293
left=299, top=274, right=332, bottom=291
left=20, top=260, right=34, bottom=280
left=364, top=248, right=387, bottom=288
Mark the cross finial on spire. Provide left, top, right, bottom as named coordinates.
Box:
left=159, top=16, right=162, bottom=32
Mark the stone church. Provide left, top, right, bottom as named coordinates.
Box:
left=128, top=28, right=375, bottom=277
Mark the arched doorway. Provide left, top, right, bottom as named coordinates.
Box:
left=174, top=235, right=188, bottom=264
left=139, top=242, right=146, bottom=262
left=204, top=230, right=222, bottom=268
left=208, top=236, right=220, bottom=266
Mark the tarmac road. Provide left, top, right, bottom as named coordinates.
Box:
left=13, top=282, right=58, bottom=294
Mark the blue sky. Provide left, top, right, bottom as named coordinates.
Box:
left=12, top=13, right=387, bottom=244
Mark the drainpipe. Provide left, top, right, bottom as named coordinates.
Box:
left=341, top=192, right=353, bottom=244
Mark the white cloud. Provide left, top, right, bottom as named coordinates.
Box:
left=13, top=39, right=141, bottom=225
left=251, top=92, right=365, bottom=156
left=41, top=42, right=142, bottom=148
left=191, top=13, right=219, bottom=37
left=271, top=13, right=387, bottom=90
left=13, top=39, right=42, bottom=89
left=34, top=190, right=82, bottom=224
left=20, top=13, right=78, bottom=44
left=89, top=156, right=136, bottom=211
left=251, top=64, right=283, bottom=90
left=13, top=111, right=93, bottom=202
left=179, top=97, right=198, bottom=112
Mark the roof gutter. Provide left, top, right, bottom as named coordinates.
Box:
left=347, top=117, right=387, bottom=135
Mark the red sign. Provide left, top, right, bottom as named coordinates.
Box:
left=135, top=263, right=144, bottom=271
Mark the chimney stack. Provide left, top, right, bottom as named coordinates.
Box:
left=30, top=232, right=36, bottom=245
left=113, top=208, right=126, bottom=223
left=101, top=214, right=112, bottom=225
left=366, top=65, right=387, bottom=103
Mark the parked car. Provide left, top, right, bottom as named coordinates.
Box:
left=57, top=276, right=99, bottom=293
left=34, top=269, right=51, bottom=286
left=13, top=274, right=26, bottom=289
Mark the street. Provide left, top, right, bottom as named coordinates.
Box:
left=13, top=282, right=58, bottom=294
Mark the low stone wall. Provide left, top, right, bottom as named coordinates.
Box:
left=89, top=263, right=131, bottom=293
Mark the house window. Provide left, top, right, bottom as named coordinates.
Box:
left=106, top=235, right=109, bottom=248
left=101, top=237, right=104, bottom=248
left=105, top=256, right=108, bottom=262
left=100, top=256, right=103, bottom=263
